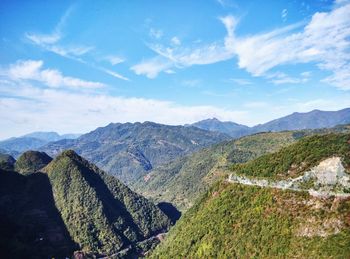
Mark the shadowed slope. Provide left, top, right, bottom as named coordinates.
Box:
left=44, top=150, right=171, bottom=256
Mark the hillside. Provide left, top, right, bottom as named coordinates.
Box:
left=190, top=108, right=350, bottom=136
left=135, top=125, right=350, bottom=210
left=151, top=133, right=350, bottom=258
left=0, top=153, right=15, bottom=171
left=134, top=131, right=300, bottom=210
left=0, top=150, right=172, bottom=258
left=15, top=151, right=52, bottom=174
left=41, top=121, right=229, bottom=184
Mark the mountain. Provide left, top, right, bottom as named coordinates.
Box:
left=135, top=125, right=350, bottom=210
left=0, top=137, right=48, bottom=155
left=0, top=132, right=81, bottom=156
left=41, top=121, right=229, bottom=184
left=0, top=150, right=172, bottom=258
left=190, top=108, right=350, bottom=137
left=134, top=131, right=300, bottom=210
left=188, top=118, right=251, bottom=138
left=23, top=131, right=81, bottom=142
left=151, top=133, right=350, bottom=258
left=253, top=108, right=350, bottom=132
left=0, top=153, right=15, bottom=171
left=15, top=151, right=52, bottom=174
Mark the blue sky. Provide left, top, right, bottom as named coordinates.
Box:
left=1, top=0, right=350, bottom=139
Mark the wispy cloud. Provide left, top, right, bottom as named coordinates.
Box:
left=103, top=55, right=125, bottom=65
left=229, top=78, right=252, bottom=85
left=102, top=68, right=130, bottom=81
left=171, top=36, right=181, bottom=46
left=182, top=79, right=201, bottom=87
left=267, top=71, right=311, bottom=85
left=130, top=57, right=172, bottom=79
left=2, top=60, right=105, bottom=89
left=149, top=28, right=163, bottom=39
left=25, top=6, right=129, bottom=81
left=230, top=3, right=350, bottom=89
left=133, top=3, right=350, bottom=90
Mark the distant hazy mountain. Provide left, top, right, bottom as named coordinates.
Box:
left=188, top=118, right=251, bottom=138
left=41, top=121, right=229, bottom=184
left=253, top=108, right=350, bottom=132
left=0, top=150, right=172, bottom=258
left=0, top=132, right=81, bottom=156
left=190, top=108, right=350, bottom=136
left=23, top=131, right=81, bottom=142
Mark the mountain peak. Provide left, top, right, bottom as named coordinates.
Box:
left=15, top=150, right=52, bottom=174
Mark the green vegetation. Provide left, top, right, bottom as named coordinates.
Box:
left=15, top=150, right=52, bottom=174
left=0, top=153, right=15, bottom=171
left=134, top=131, right=304, bottom=210
left=44, top=150, right=171, bottom=256
left=42, top=121, right=229, bottom=184
left=0, top=169, right=77, bottom=258
left=231, top=133, right=350, bottom=180
left=151, top=131, right=350, bottom=258
left=151, top=181, right=350, bottom=258
left=1, top=150, right=172, bottom=258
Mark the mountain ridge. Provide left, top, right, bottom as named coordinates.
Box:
left=41, top=121, right=229, bottom=184
left=190, top=108, right=350, bottom=137
left=151, top=132, right=350, bottom=258
left=0, top=149, right=172, bottom=258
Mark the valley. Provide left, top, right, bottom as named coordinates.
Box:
left=1, top=115, right=350, bottom=258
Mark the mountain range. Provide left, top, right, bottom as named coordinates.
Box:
left=0, top=150, right=172, bottom=258
left=1, top=122, right=350, bottom=257
left=0, top=132, right=81, bottom=157
left=134, top=124, right=350, bottom=210
left=191, top=108, right=350, bottom=137
left=40, top=122, right=229, bottom=184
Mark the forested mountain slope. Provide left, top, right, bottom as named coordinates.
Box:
left=151, top=133, right=350, bottom=258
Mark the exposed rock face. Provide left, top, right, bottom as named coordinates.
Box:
left=296, top=217, right=344, bottom=237
left=310, top=157, right=349, bottom=185
left=229, top=157, right=350, bottom=197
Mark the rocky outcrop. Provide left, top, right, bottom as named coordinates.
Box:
left=228, top=157, right=350, bottom=197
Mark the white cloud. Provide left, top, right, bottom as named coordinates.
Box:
left=229, top=78, right=252, bottom=85
left=26, top=32, right=61, bottom=45
left=267, top=72, right=310, bottom=85
left=182, top=79, right=201, bottom=87
left=0, top=82, right=249, bottom=139
left=135, top=4, right=350, bottom=90
left=25, top=7, right=129, bottom=81
left=4, top=60, right=105, bottom=89
left=102, top=68, right=130, bottom=81
left=130, top=57, right=172, bottom=78
left=149, top=28, right=163, bottom=39
left=171, top=36, right=181, bottom=46
left=230, top=3, right=350, bottom=89
left=104, top=55, right=125, bottom=65
left=1, top=77, right=350, bottom=140
left=164, top=69, right=176, bottom=74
